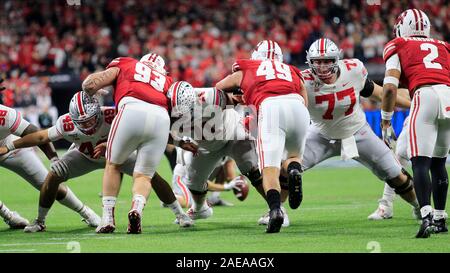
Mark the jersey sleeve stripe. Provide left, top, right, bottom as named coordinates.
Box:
left=9, top=111, right=22, bottom=133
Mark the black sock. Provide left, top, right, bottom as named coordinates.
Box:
left=431, top=157, right=449, bottom=211
left=411, top=156, right=432, bottom=208
left=287, top=161, right=302, bottom=174
left=266, top=189, right=281, bottom=211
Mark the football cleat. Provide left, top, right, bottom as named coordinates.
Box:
left=4, top=211, right=29, bottom=229
left=266, top=208, right=284, bottom=233
left=368, top=201, right=393, bottom=220
left=127, top=210, right=142, bottom=234
left=258, top=207, right=290, bottom=227
left=95, top=214, right=116, bottom=234
left=416, top=214, right=435, bottom=238
left=186, top=205, right=213, bottom=220
left=24, top=219, right=46, bottom=233
left=80, top=206, right=101, bottom=227
left=174, top=213, right=194, bottom=228
left=288, top=168, right=303, bottom=209
left=433, top=218, right=448, bottom=234
left=208, top=197, right=234, bottom=207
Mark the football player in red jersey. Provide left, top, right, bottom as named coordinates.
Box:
left=82, top=53, right=179, bottom=234
left=381, top=9, right=450, bottom=238
left=216, top=40, right=310, bottom=233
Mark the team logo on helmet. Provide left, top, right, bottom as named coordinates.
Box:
left=69, top=91, right=102, bottom=135
left=167, top=81, right=196, bottom=117
left=140, top=53, right=167, bottom=75
left=251, top=40, right=283, bottom=62
left=394, top=9, right=430, bottom=38
left=306, top=38, right=341, bottom=81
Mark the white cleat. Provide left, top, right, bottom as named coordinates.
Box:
left=186, top=206, right=213, bottom=220
left=258, top=207, right=290, bottom=227
left=368, top=203, right=393, bottom=220
left=174, top=213, right=195, bottom=227
left=4, top=211, right=30, bottom=229
left=95, top=222, right=115, bottom=233
left=80, top=206, right=101, bottom=227
left=24, top=219, right=46, bottom=233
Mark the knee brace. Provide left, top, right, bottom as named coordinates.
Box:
left=244, top=168, right=263, bottom=188
left=386, top=168, right=414, bottom=195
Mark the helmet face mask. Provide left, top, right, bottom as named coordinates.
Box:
left=69, top=92, right=102, bottom=135
left=306, top=38, right=341, bottom=82
left=251, top=40, right=283, bottom=62
left=140, top=53, right=167, bottom=75
left=394, top=9, right=431, bottom=38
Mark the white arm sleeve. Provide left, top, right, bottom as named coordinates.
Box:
left=385, top=54, right=401, bottom=72
left=8, top=109, right=30, bottom=136
left=195, top=87, right=227, bottom=109
left=47, top=117, right=64, bottom=141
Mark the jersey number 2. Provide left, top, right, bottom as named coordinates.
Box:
left=134, top=62, right=166, bottom=92
left=420, top=43, right=442, bottom=69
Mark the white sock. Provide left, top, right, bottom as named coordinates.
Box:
left=434, top=210, right=446, bottom=220
left=131, top=194, right=146, bottom=215
left=58, top=188, right=84, bottom=212
left=193, top=199, right=208, bottom=212
left=37, top=206, right=50, bottom=223
left=102, top=196, right=117, bottom=223
left=0, top=201, right=12, bottom=219
left=167, top=200, right=184, bottom=216
left=420, top=205, right=433, bottom=218
left=381, top=184, right=396, bottom=204
left=210, top=191, right=220, bottom=199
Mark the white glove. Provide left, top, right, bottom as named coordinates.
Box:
left=50, top=157, right=69, bottom=179
left=382, top=125, right=397, bottom=150
left=223, top=176, right=245, bottom=191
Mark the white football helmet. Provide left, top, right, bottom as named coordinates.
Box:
left=251, top=40, right=283, bottom=62
left=394, top=9, right=430, bottom=38
left=140, top=53, right=167, bottom=75
left=69, top=91, right=102, bottom=135
left=306, top=38, right=341, bottom=81
left=167, top=81, right=196, bottom=117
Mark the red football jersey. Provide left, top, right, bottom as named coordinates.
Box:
left=106, top=57, right=172, bottom=110
left=234, top=59, right=304, bottom=109
left=383, top=37, right=450, bottom=95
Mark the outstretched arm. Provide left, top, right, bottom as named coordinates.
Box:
left=370, top=82, right=410, bottom=109
left=215, top=71, right=243, bottom=93
left=20, top=125, right=57, bottom=160
left=82, top=67, right=120, bottom=96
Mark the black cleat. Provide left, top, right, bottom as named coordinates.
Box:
left=266, top=208, right=284, bottom=233
left=416, top=214, right=435, bottom=238
left=127, top=210, right=142, bottom=234
left=288, top=169, right=303, bottom=209
left=433, top=218, right=448, bottom=234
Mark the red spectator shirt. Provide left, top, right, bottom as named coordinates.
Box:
left=106, top=57, right=172, bottom=110
left=383, top=37, right=450, bottom=96
left=233, top=59, right=304, bottom=110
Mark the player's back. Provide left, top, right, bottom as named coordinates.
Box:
left=235, top=59, right=304, bottom=109
left=383, top=37, right=450, bottom=94
left=106, top=57, right=172, bottom=110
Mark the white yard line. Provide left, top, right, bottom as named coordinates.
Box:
left=0, top=242, right=67, bottom=247
left=0, top=249, right=36, bottom=252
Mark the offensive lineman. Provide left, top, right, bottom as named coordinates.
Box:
left=381, top=9, right=450, bottom=238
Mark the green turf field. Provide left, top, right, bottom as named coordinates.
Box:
left=0, top=153, right=449, bottom=253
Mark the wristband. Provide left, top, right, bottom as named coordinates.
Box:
left=381, top=110, right=394, bottom=121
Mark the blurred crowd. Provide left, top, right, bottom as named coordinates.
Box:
left=0, top=0, right=448, bottom=117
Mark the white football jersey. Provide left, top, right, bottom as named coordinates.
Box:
left=47, top=107, right=116, bottom=161
left=302, top=59, right=369, bottom=139
left=0, top=104, right=30, bottom=146
left=171, top=88, right=246, bottom=152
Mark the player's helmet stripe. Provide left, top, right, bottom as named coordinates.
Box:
left=171, top=81, right=181, bottom=109
left=417, top=9, right=423, bottom=31
left=77, top=92, right=85, bottom=116
left=412, top=9, right=419, bottom=30
left=266, top=40, right=271, bottom=59
left=319, top=38, right=325, bottom=55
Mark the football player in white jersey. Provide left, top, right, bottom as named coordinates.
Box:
left=298, top=38, right=420, bottom=217
left=168, top=81, right=268, bottom=222
left=0, top=100, right=99, bottom=230
left=0, top=92, right=193, bottom=232
left=368, top=116, right=448, bottom=220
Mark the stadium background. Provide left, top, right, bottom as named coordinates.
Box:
left=1, top=0, right=449, bottom=147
